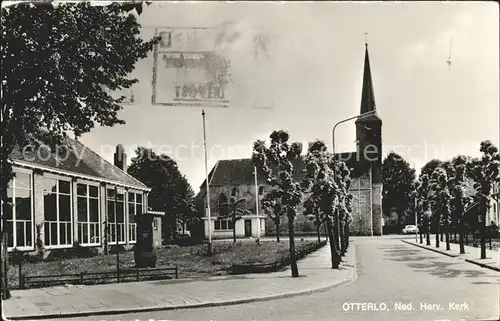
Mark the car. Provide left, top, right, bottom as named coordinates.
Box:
left=402, top=225, right=419, bottom=234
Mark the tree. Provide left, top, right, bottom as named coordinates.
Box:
left=1, top=2, right=159, bottom=299
left=219, top=196, right=251, bottom=243
left=335, top=161, right=351, bottom=256
left=429, top=167, right=452, bottom=249
left=382, top=152, right=416, bottom=225
left=420, top=159, right=443, bottom=178
left=468, top=141, right=500, bottom=259
left=252, top=130, right=303, bottom=277
left=449, top=155, right=471, bottom=254
left=417, top=174, right=432, bottom=245
left=303, top=198, right=322, bottom=243
left=261, top=188, right=284, bottom=243
left=302, top=140, right=341, bottom=268
left=127, top=148, right=197, bottom=243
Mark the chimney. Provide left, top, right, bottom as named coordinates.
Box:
left=113, top=144, right=127, bottom=172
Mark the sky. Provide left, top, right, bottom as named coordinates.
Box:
left=74, top=1, right=499, bottom=193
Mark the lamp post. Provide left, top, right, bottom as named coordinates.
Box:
left=202, top=110, right=212, bottom=255
left=331, top=110, right=377, bottom=252
left=415, top=196, right=418, bottom=242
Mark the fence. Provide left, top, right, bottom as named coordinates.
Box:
left=19, top=266, right=178, bottom=289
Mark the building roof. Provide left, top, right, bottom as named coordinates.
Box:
left=198, top=152, right=368, bottom=192
left=10, top=137, right=150, bottom=191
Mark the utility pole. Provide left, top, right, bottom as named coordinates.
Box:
left=254, top=166, right=260, bottom=245
left=202, top=110, right=212, bottom=255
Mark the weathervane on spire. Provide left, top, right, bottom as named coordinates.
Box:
left=364, top=32, right=368, bottom=46
left=446, top=38, right=452, bottom=72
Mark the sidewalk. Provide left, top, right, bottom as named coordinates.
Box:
left=3, top=242, right=357, bottom=320
left=402, top=237, right=500, bottom=272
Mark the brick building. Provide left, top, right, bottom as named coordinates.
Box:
left=196, top=44, right=383, bottom=237
left=5, top=139, right=164, bottom=253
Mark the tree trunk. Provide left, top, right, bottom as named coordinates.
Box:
left=345, top=223, right=349, bottom=250
left=332, top=214, right=341, bottom=266
left=326, top=218, right=339, bottom=269
left=275, top=217, right=280, bottom=243
left=316, top=223, right=321, bottom=243
left=338, top=219, right=344, bottom=256
left=445, top=223, right=450, bottom=251
left=480, top=198, right=487, bottom=259
left=287, top=214, right=299, bottom=277
left=458, top=213, right=465, bottom=254
left=233, top=221, right=236, bottom=243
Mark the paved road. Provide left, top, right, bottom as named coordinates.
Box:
left=65, top=236, right=500, bottom=321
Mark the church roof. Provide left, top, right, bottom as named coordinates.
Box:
left=198, top=152, right=367, bottom=191
left=358, top=43, right=382, bottom=123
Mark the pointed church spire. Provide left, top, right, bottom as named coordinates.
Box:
left=360, top=40, right=376, bottom=114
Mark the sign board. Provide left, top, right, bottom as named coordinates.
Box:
left=151, top=27, right=232, bottom=108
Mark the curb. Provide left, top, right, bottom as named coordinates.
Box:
left=402, top=240, right=500, bottom=272
left=7, top=246, right=358, bottom=320
left=465, top=259, right=500, bottom=272
left=401, top=240, right=460, bottom=258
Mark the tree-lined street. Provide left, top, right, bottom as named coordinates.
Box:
left=63, top=236, right=500, bottom=321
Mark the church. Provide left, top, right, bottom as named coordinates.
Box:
left=196, top=43, right=383, bottom=237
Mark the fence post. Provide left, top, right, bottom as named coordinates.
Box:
left=175, top=266, right=178, bottom=279
left=80, top=271, right=84, bottom=284
left=20, top=274, right=25, bottom=289
left=136, top=268, right=139, bottom=282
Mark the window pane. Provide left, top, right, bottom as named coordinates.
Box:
left=59, top=195, right=71, bottom=221
left=89, top=186, right=99, bottom=198
left=59, top=180, right=71, bottom=195
left=5, top=188, right=14, bottom=220
left=89, top=198, right=99, bottom=222
left=136, top=194, right=143, bottom=203
left=117, top=193, right=124, bottom=201
left=44, top=193, right=57, bottom=221
left=7, top=221, right=13, bottom=248
left=228, top=220, right=234, bottom=229
left=136, top=204, right=142, bottom=216
left=43, top=178, right=57, bottom=192
left=107, top=189, right=115, bottom=199
left=221, top=220, right=227, bottom=230
left=16, top=222, right=25, bottom=247
left=50, top=223, right=57, bottom=245
left=44, top=222, right=50, bottom=246
left=128, top=192, right=135, bottom=202
left=15, top=188, right=32, bottom=220
left=15, top=172, right=31, bottom=190
left=60, top=223, right=67, bottom=245
left=77, top=184, right=87, bottom=196
left=107, top=201, right=115, bottom=222
left=82, top=224, right=89, bottom=244
left=129, top=204, right=135, bottom=222
left=26, top=222, right=32, bottom=247
left=117, top=202, right=124, bottom=223
left=215, top=221, right=220, bottom=230
left=77, top=197, right=88, bottom=222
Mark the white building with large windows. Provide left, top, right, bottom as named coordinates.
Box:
left=6, top=138, right=154, bottom=252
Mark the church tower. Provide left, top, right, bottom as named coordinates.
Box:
left=355, top=43, right=383, bottom=236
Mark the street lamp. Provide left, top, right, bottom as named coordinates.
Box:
left=202, top=110, right=212, bottom=255
left=332, top=110, right=377, bottom=156
left=331, top=110, right=377, bottom=254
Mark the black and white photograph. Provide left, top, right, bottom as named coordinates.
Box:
left=1, top=1, right=499, bottom=321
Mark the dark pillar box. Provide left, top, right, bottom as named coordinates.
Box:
left=134, top=214, right=157, bottom=268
